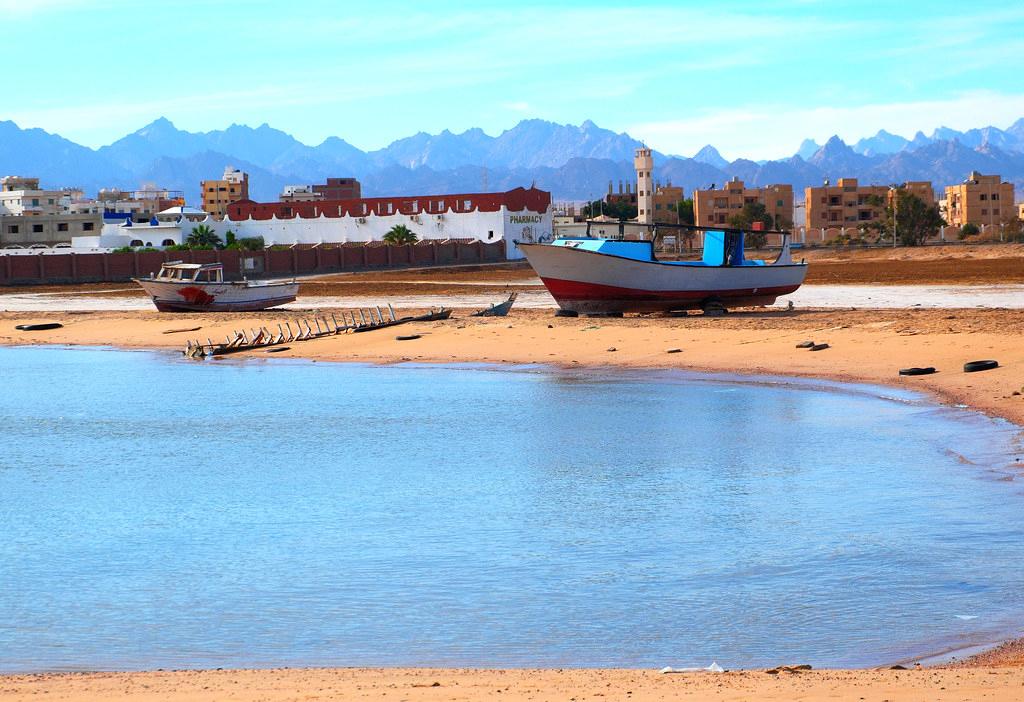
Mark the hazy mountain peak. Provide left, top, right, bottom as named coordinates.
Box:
left=853, top=129, right=909, bottom=156
left=135, top=116, right=177, bottom=136
left=692, top=145, right=729, bottom=169
left=796, top=138, right=821, bottom=160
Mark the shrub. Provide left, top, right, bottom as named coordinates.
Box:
left=959, top=223, right=980, bottom=240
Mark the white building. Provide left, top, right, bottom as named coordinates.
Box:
left=74, top=187, right=553, bottom=260
left=0, top=176, right=71, bottom=216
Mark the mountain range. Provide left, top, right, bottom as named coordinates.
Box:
left=2, top=116, right=1023, bottom=205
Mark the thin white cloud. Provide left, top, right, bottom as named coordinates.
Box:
left=628, top=91, right=1024, bottom=161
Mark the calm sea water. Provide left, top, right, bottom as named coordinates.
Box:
left=2, top=346, right=1024, bottom=672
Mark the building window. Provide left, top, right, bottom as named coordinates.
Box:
left=776, top=200, right=784, bottom=207
left=58, top=223, right=68, bottom=232
left=993, top=208, right=1000, bottom=215
left=981, top=209, right=988, bottom=216
left=992, top=193, right=1000, bottom=201
left=980, top=193, right=988, bottom=201
left=7, top=225, right=18, bottom=234
left=32, top=224, right=44, bottom=233
left=82, top=222, right=94, bottom=231
left=463, top=200, right=472, bottom=210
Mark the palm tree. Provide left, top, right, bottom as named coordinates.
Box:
left=382, top=224, right=418, bottom=245
left=187, top=224, right=221, bottom=248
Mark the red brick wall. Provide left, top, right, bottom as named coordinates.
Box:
left=0, top=241, right=507, bottom=285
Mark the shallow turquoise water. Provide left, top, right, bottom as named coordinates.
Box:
left=1, top=346, right=1023, bottom=672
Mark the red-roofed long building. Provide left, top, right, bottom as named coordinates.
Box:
left=224, top=187, right=552, bottom=260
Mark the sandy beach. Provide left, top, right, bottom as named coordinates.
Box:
left=3, top=666, right=1024, bottom=701
left=4, top=244, right=1024, bottom=700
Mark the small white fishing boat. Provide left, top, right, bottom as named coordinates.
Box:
left=519, top=226, right=807, bottom=314
left=134, top=262, right=298, bottom=312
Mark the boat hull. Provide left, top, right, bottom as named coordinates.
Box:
left=519, top=243, right=807, bottom=313
left=134, top=279, right=299, bottom=312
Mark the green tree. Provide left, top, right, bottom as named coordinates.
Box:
left=882, top=190, right=945, bottom=246
left=224, top=231, right=265, bottom=251
left=727, top=202, right=774, bottom=249
left=675, top=198, right=695, bottom=225
left=581, top=199, right=637, bottom=221
left=382, top=224, right=418, bottom=245
left=187, top=224, right=221, bottom=248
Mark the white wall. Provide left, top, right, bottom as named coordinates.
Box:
left=72, top=206, right=553, bottom=260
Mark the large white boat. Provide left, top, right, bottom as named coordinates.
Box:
left=134, top=262, right=299, bottom=312
left=518, top=227, right=807, bottom=314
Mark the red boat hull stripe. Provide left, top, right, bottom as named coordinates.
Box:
left=540, top=277, right=800, bottom=301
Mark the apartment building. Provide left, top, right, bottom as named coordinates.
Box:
left=313, top=177, right=361, bottom=200
left=0, top=213, right=101, bottom=246
left=944, top=172, right=1015, bottom=227
left=652, top=183, right=684, bottom=224
left=805, top=178, right=934, bottom=229
left=0, top=176, right=69, bottom=216
left=201, top=167, right=249, bottom=218
left=604, top=181, right=637, bottom=208
left=694, top=178, right=794, bottom=228
left=67, top=187, right=185, bottom=222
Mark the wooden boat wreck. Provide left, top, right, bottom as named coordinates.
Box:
left=183, top=306, right=451, bottom=358
left=471, top=292, right=518, bottom=317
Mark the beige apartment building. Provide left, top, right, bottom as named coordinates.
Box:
left=652, top=183, right=684, bottom=224
left=944, top=172, right=1015, bottom=227
left=805, top=179, right=934, bottom=229
left=0, top=213, right=101, bottom=246
left=201, top=167, right=249, bottom=218
left=694, top=178, right=794, bottom=228
left=0, top=176, right=70, bottom=216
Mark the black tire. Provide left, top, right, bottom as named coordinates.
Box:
left=15, top=322, right=63, bottom=331
left=964, top=360, right=998, bottom=373
left=795, top=340, right=815, bottom=349
left=701, top=298, right=728, bottom=315
left=810, top=343, right=829, bottom=351
left=899, top=367, right=936, bottom=376
left=396, top=334, right=421, bottom=341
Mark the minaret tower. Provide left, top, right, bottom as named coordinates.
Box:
left=634, top=146, right=654, bottom=224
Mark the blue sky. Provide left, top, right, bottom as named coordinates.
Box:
left=3, top=0, right=1023, bottom=159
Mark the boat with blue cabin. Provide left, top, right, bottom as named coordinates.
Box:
left=518, top=225, right=807, bottom=314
